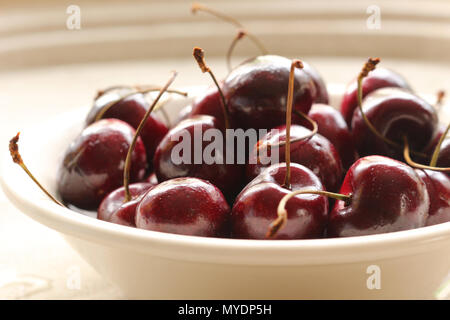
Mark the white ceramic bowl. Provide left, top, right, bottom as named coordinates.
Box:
left=1, top=87, right=450, bottom=299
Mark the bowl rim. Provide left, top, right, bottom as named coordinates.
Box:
left=2, top=92, right=450, bottom=266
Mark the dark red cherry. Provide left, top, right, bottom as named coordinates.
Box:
left=97, top=182, right=154, bottom=223
left=436, top=139, right=450, bottom=168
left=422, top=124, right=446, bottom=157
left=415, top=169, right=450, bottom=226
left=422, top=126, right=450, bottom=168
left=108, top=196, right=143, bottom=227
left=247, top=124, right=343, bottom=192
left=308, top=104, right=358, bottom=169
left=302, top=61, right=329, bottom=104
left=57, top=119, right=147, bottom=210
left=153, top=115, right=244, bottom=199
left=135, top=177, right=230, bottom=237
left=231, top=163, right=328, bottom=239
left=222, top=55, right=316, bottom=130
left=352, top=87, right=437, bottom=159
left=96, top=73, right=178, bottom=224
left=328, top=156, right=429, bottom=237
left=189, top=85, right=226, bottom=127
left=340, top=67, right=411, bottom=127
left=85, top=90, right=169, bottom=170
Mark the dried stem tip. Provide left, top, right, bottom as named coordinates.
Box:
left=9, top=132, right=65, bottom=207
left=358, top=57, right=380, bottom=80
left=292, top=59, right=304, bottom=69
left=236, top=29, right=246, bottom=39
left=9, top=132, right=22, bottom=164
left=191, top=2, right=202, bottom=14
left=193, top=47, right=210, bottom=73
left=437, top=90, right=445, bottom=106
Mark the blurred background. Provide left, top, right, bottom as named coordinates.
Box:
left=0, top=0, right=449, bottom=299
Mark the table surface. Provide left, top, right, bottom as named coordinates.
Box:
left=1, top=0, right=449, bottom=299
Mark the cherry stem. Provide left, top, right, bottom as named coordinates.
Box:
left=403, top=135, right=450, bottom=172
left=123, top=71, right=178, bottom=202
left=267, top=189, right=351, bottom=238
left=193, top=47, right=230, bottom=129
left=226, top=30, right=246, bottom=72
left=226, top=29, right=268, bottom=73
left=94, top=86, right=187, bottom=122
left=430, top=123, right=450, bottom=167
left=356, top=58, right=427, bottom=159
left=9, top=133, right=65, bottom=207
left=435, top=90, right=445, bottom=109
left=95, top=85, right=187, bottom=101
left=191, top=2, right=268, bottom=56
left=282, top=60, right=304, bottom=189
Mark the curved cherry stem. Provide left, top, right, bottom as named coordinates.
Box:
left=357, top=58, right=394, bottom=148
left=9, top=133, right=65, bottom=207
left=282, top=60, right=304, bottom=189
left=193, top=46, right=230, bottom=129
left=226, top=29, right=268, bottom=73
left=403, top=135, right=450, bottom=172
left=96, top=85, right=187, bottom=100
left=94, top=86, right=187, bottom=122
left=123, top=71, right=178, bottom=202
left=226, top=30, right=246, bottom=72
left=356, top=58, right=427, bottom=159
left=430, top=123, right=450, bottom=167
left=267, top=189, right=351, bottom=238
left=191, top=2, right=268, bottom=56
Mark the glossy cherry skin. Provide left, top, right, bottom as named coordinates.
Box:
left=421, top=124, right=450, bottom=167
left=422, top=124, right=445, bottom=157
left=415, top=169, right=450, bottom=226
left=85, top=91, right=168, bottom=170
left=328, top=156, right=429, bottom=237
left=352, top=88, right=437, bottom=160
left=340, top=67, right=412, bottom=127
left=308, top=104, right=358, bottom=169
left=189, top=85, right=226, bottom=127
left=222, top=55, right=316, bottom=130
left=108, top=196, right=143, bottom=227
left=232, top=163, right=328, bottom=239
left=247, top=125, right=343, bottom=192
left=302, top=61, right=329, bottom=104
left=153, top=115, right=244, bottom=200
left=135, top=177, right=230, bottom=237
left=145, top=172, right=158, bottom=184
left=57, top=119, right=147, bottom=210
left=97, top=182, right=155, bottom=223
left=435, top=139, right=450, bottom=168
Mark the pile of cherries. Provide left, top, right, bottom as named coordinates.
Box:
left=10, top=4, right=450, bottom=240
